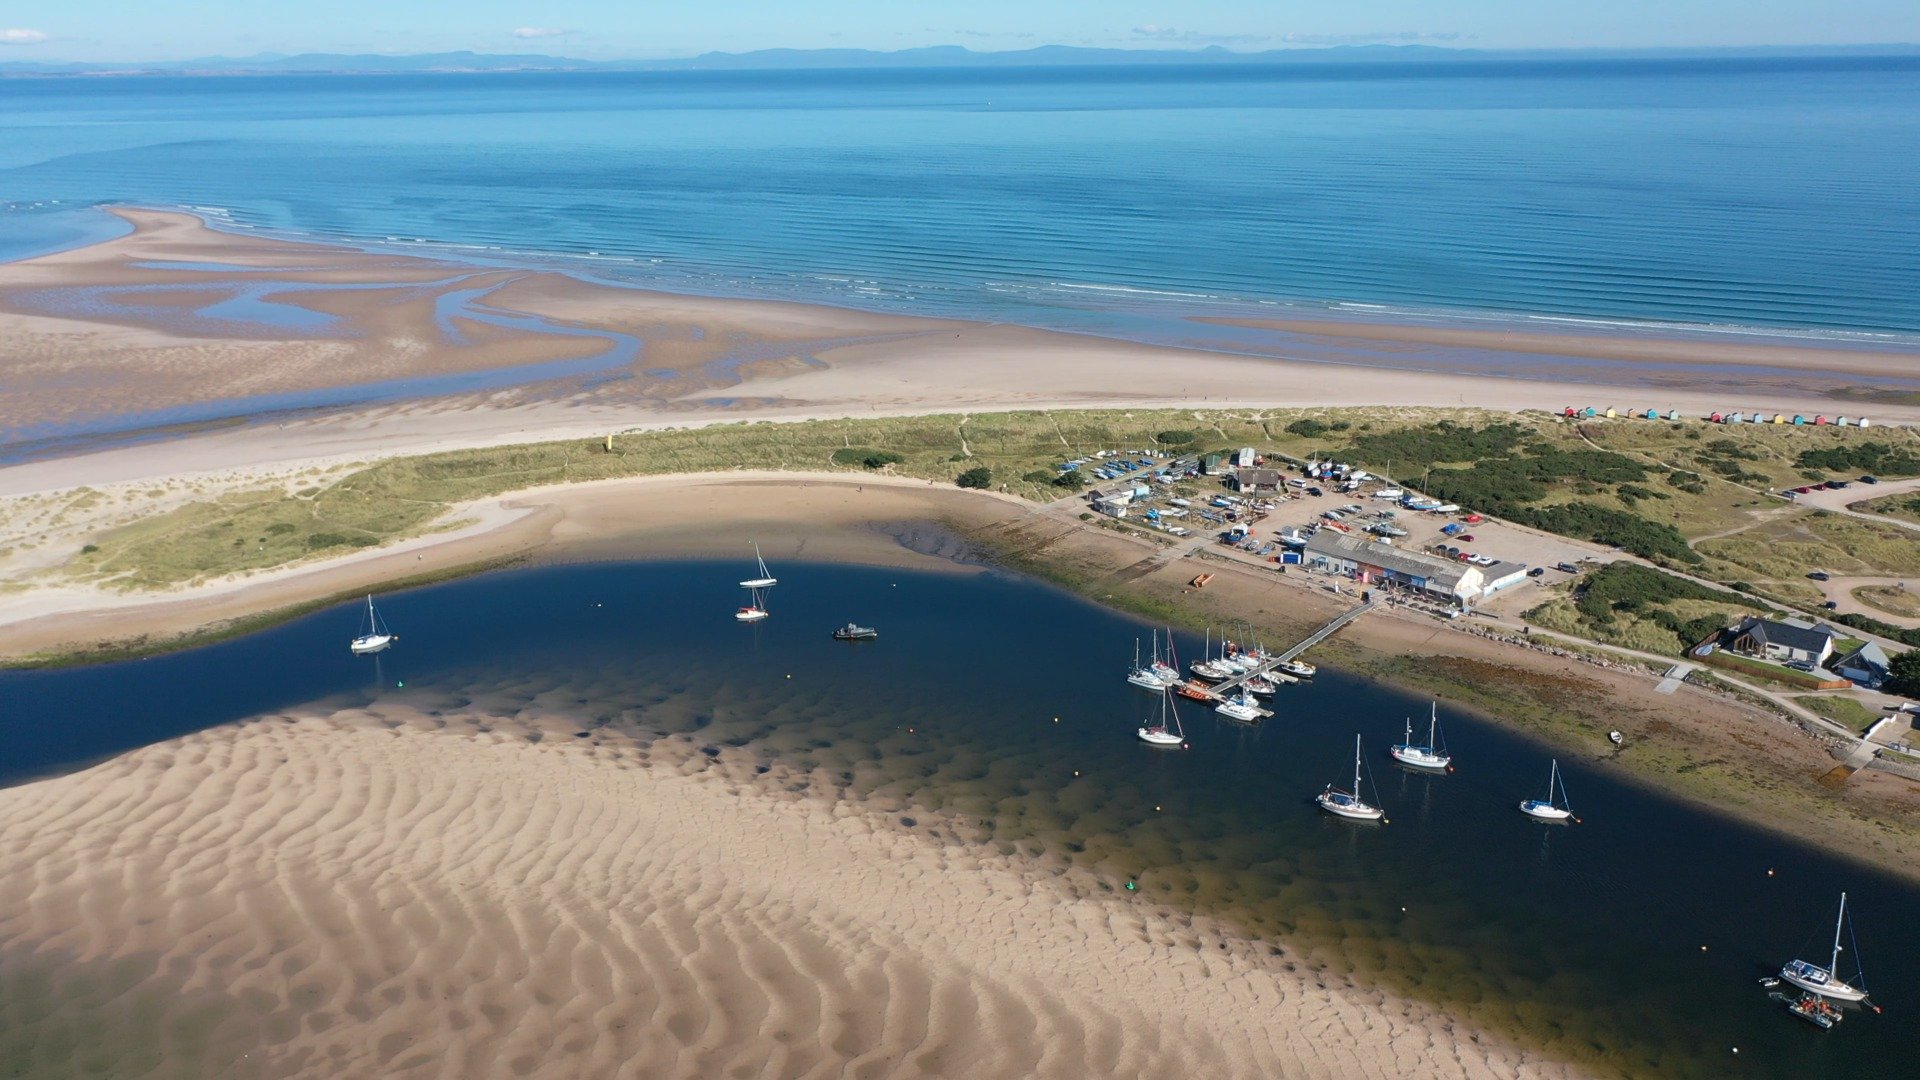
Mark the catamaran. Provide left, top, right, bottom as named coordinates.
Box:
left=736, top=542, right=775, bottom=621
left=1317, top=734, right=1385, bottom=821
left=1137, top=687, right=1187, bottom=748
left=1390, top=703, right=1452, bottom=771
left=349, top=595, right=396, bottom=655
left=1519, top=759, right=1576, bottom=822
left=1780, top=892, right=1871, bottom=1002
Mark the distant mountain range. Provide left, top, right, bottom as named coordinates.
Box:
left=4, top=43, right=1918, bottom=77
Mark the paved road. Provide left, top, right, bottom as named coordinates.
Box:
left=1811, top=576, right=1920, bottom=630
left=1789, top=474, right=1920, bottom=533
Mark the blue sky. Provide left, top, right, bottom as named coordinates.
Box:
left=4, top=1, right=1918, bottom=61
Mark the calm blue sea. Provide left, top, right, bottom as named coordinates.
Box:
left=3, top=57, right=1919, bottom=339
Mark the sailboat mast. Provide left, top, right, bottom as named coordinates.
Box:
left=1428, top=703, right=1438, bottom=747
left=1832, top=892, right=1847, bottom=975
left=1352, top=734, right=1362, bottom=793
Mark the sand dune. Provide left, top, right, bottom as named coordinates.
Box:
left=0, top=699, right=1582, bottom=1079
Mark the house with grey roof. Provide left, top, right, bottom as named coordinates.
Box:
left=1834, top=641, right=1891, bottom=688
left=1727, top=616, right=1836, bottom=667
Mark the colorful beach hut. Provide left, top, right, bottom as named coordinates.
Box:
left=1563, top=406, right=1578, bottom=418
left=1709, top=411, right=1725, bottom=423
left=1665, top=409, right=1681, bottom=421
left=1792, top=415, right=1807, bottom=426
left=1836, top=416, right=1852, bottom=426
left=1727, top=412, right=1746, bottom=424
left=1770, top=413, right=1787, bottom=424
left=1859, top=417, right=1873, bottom=428
left=1643, top=408, right=1659, bottom=420
left=1583, top=407, right=1598, bottom=418
left=1604, top=407, right=1618, bottom=419
left=1814, top=415, right=1829, bottom=426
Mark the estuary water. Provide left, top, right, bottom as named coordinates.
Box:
left=3, top=559, right=1915, bottom=1078
left=3, top=56, right=1920, bottom=343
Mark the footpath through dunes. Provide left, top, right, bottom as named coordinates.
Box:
left=0, top=699, right=1582, bottom=1080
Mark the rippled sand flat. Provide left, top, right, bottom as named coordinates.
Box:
left=0, top=687, right=1581, bottom=1079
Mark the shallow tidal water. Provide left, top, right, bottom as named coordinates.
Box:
left=4, top=559, right=1916, bottom=1077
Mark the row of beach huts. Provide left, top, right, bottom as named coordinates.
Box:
left=1560, top=406, right=1873, bottom=427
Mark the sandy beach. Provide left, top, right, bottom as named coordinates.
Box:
left=0, top=690, right=1582, bottom=1079
left=5, top=208, right=1918, bottom=499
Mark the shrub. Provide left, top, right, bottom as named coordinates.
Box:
left=1052, top=471, right=1088, bottom=490
left=1156, top=430, right=1196, bottom=445
left=956, top=467, right=993, bottom=489
left=1886, top=649, right=1920, bottom=697
left=1021, top=470, right=1054, bottom=483
left=1796, top=441, right=1920, bottom=476
left=80, top=544, right=99, bottom=554
left=1285, top=419, right=1330, bottom=438
left=831, top=447, right=906, bottom=468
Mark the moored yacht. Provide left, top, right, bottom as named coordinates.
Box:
left=1317, top=734, right=1385, bottom=822
left=1780, top=892, right=1871, bottom=1003
left=1389, top=703, right=1452, bottom=772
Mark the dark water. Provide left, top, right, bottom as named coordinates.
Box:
left=5, top=58, right=1920, bottom=340
left=3, top=559, right=1915, bottom=1077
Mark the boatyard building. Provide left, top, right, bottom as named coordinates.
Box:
left=1302, top=531, right=1484, bottom=604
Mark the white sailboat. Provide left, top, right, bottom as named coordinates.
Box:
left=1126, top=631, right=1180, bottom=690
left=1389, top=703, right=1452, bottom=771
left=1780, top=893, right=1871, bottom=1002
left=1137, top=687, right=1187, bottom=748
left=349, top=595, right=396, bottom=655
left=1519, top=759, right=1577, bottom=822
left=1190, top=627, right=1232, bottom=680
left=736, top=542, right=775, bottom=621
left=1316, top=734, right=1385, bottom=821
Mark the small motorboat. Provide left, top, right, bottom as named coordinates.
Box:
left=1174, top=681, right=1215, bottom=703
left=832, top=623, right=878, bottom=641
left=1787, top=993, right=1842, bottom=1029
left=1279, top=660, right=1316, bottom=678
left=1757, top=976, right=1782, bottom=989
left=1608, top=730, right=1624, bottom=746
left=736, top=606, right=769, bottom=623
left=1215, top=691, right=1263, bottom=723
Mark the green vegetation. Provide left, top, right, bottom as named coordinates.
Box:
left=1154, top=429, right=1196, bottom=445
left=1794, top=694, right=1883, bottom=732
left=1884, top=649, right=1920, bottom=698
left=1525, top=563, right=1769, bottom=655
left=1283, top=417, right=1350, bottom=438
left=1855, top=492, right=1920, bottom=527
left=1700, top=512, right=1920, bottom=579
left=955, top=466, right=993, bottom=489
left=1795, top=440, right=1920, bottom=476
left=1701, top=650, right=1841, bottom=690
left=830, top=447, right=906, bottom=468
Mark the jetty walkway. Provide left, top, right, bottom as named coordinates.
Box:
left=1192, top=600, right=1378, bottom=715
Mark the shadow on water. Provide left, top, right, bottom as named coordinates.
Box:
left=2, top=559, right=1915, bottom=1078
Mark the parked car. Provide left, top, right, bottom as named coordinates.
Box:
left=1861, top=475, right=1879, bottom=484
left=1822, top=600, right=1839, bottom=610
left=1527, top=567, right=1546, bottom=578
left=1306, top=487, right=1324, bottom=497
left=1808, top=571, right=1830, bottom=581
left=1830, top=480, right=1851, bottom=489
left=1457, top=534, right=1476, bottom=542
left=1555, top=562, right=1581, bottom=573
left=1792, top=486, right=1812, bottom=494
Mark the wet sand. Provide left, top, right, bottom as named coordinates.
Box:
left=5, top=207, right=1917, bottom=482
